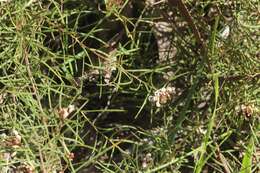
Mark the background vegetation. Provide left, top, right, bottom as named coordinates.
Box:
left=0, top=0, right=259, bottom=172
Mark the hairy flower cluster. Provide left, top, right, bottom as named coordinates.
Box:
left=149, top=86, right=176, bottom=107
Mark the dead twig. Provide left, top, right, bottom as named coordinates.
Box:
left=168, top=0, right=204, bottom=47
left=168, top=0, right=211, bottom=71
left=216, top=145, right=232, bottom=173
left=23, top=42, right=48, bottom=126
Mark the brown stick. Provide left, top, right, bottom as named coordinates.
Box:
left=168, top=0, right=204, bottom=47
left=168, top=0, right=211, bottom=71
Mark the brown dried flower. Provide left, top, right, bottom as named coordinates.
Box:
left=241, top=104, right=255, bottom=117
left=58, top=105, right=76, bottom=120
left=16, top=163, right=34, bottom=173
left=149, top=86, right=176, bottom=107
left=5, top=130, right=22, bottom=148
left=67, top=152, right=75, bottom=161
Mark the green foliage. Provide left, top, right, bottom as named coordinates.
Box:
left=0, top=0, right=259, bottom=172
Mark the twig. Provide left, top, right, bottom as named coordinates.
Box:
left=38, top=147, right=47, bottom=173
left=168, top=0, right=213, bottom=72
left=168, top=0, right=204, bottom=47
left=23, top=43, right=49, bottom=127
left=216, top=145, right=232, bottom=173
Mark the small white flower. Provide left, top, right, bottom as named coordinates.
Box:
left=141, top=152, right=153, bottom=169
left=198, top=126, right=206, bottom=135
left=142, top=161, right=148, bottom=168
left=0, top=93, right=7, bottom=104
left=146, top=153, right=152, bottom=159
left=12, top=130, right=21, bottom=142
left=67, top=105, right=75, bottom=113
left=160, top=87, right=166, bottom=93
left=219, top=25, right=230, bottom=39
